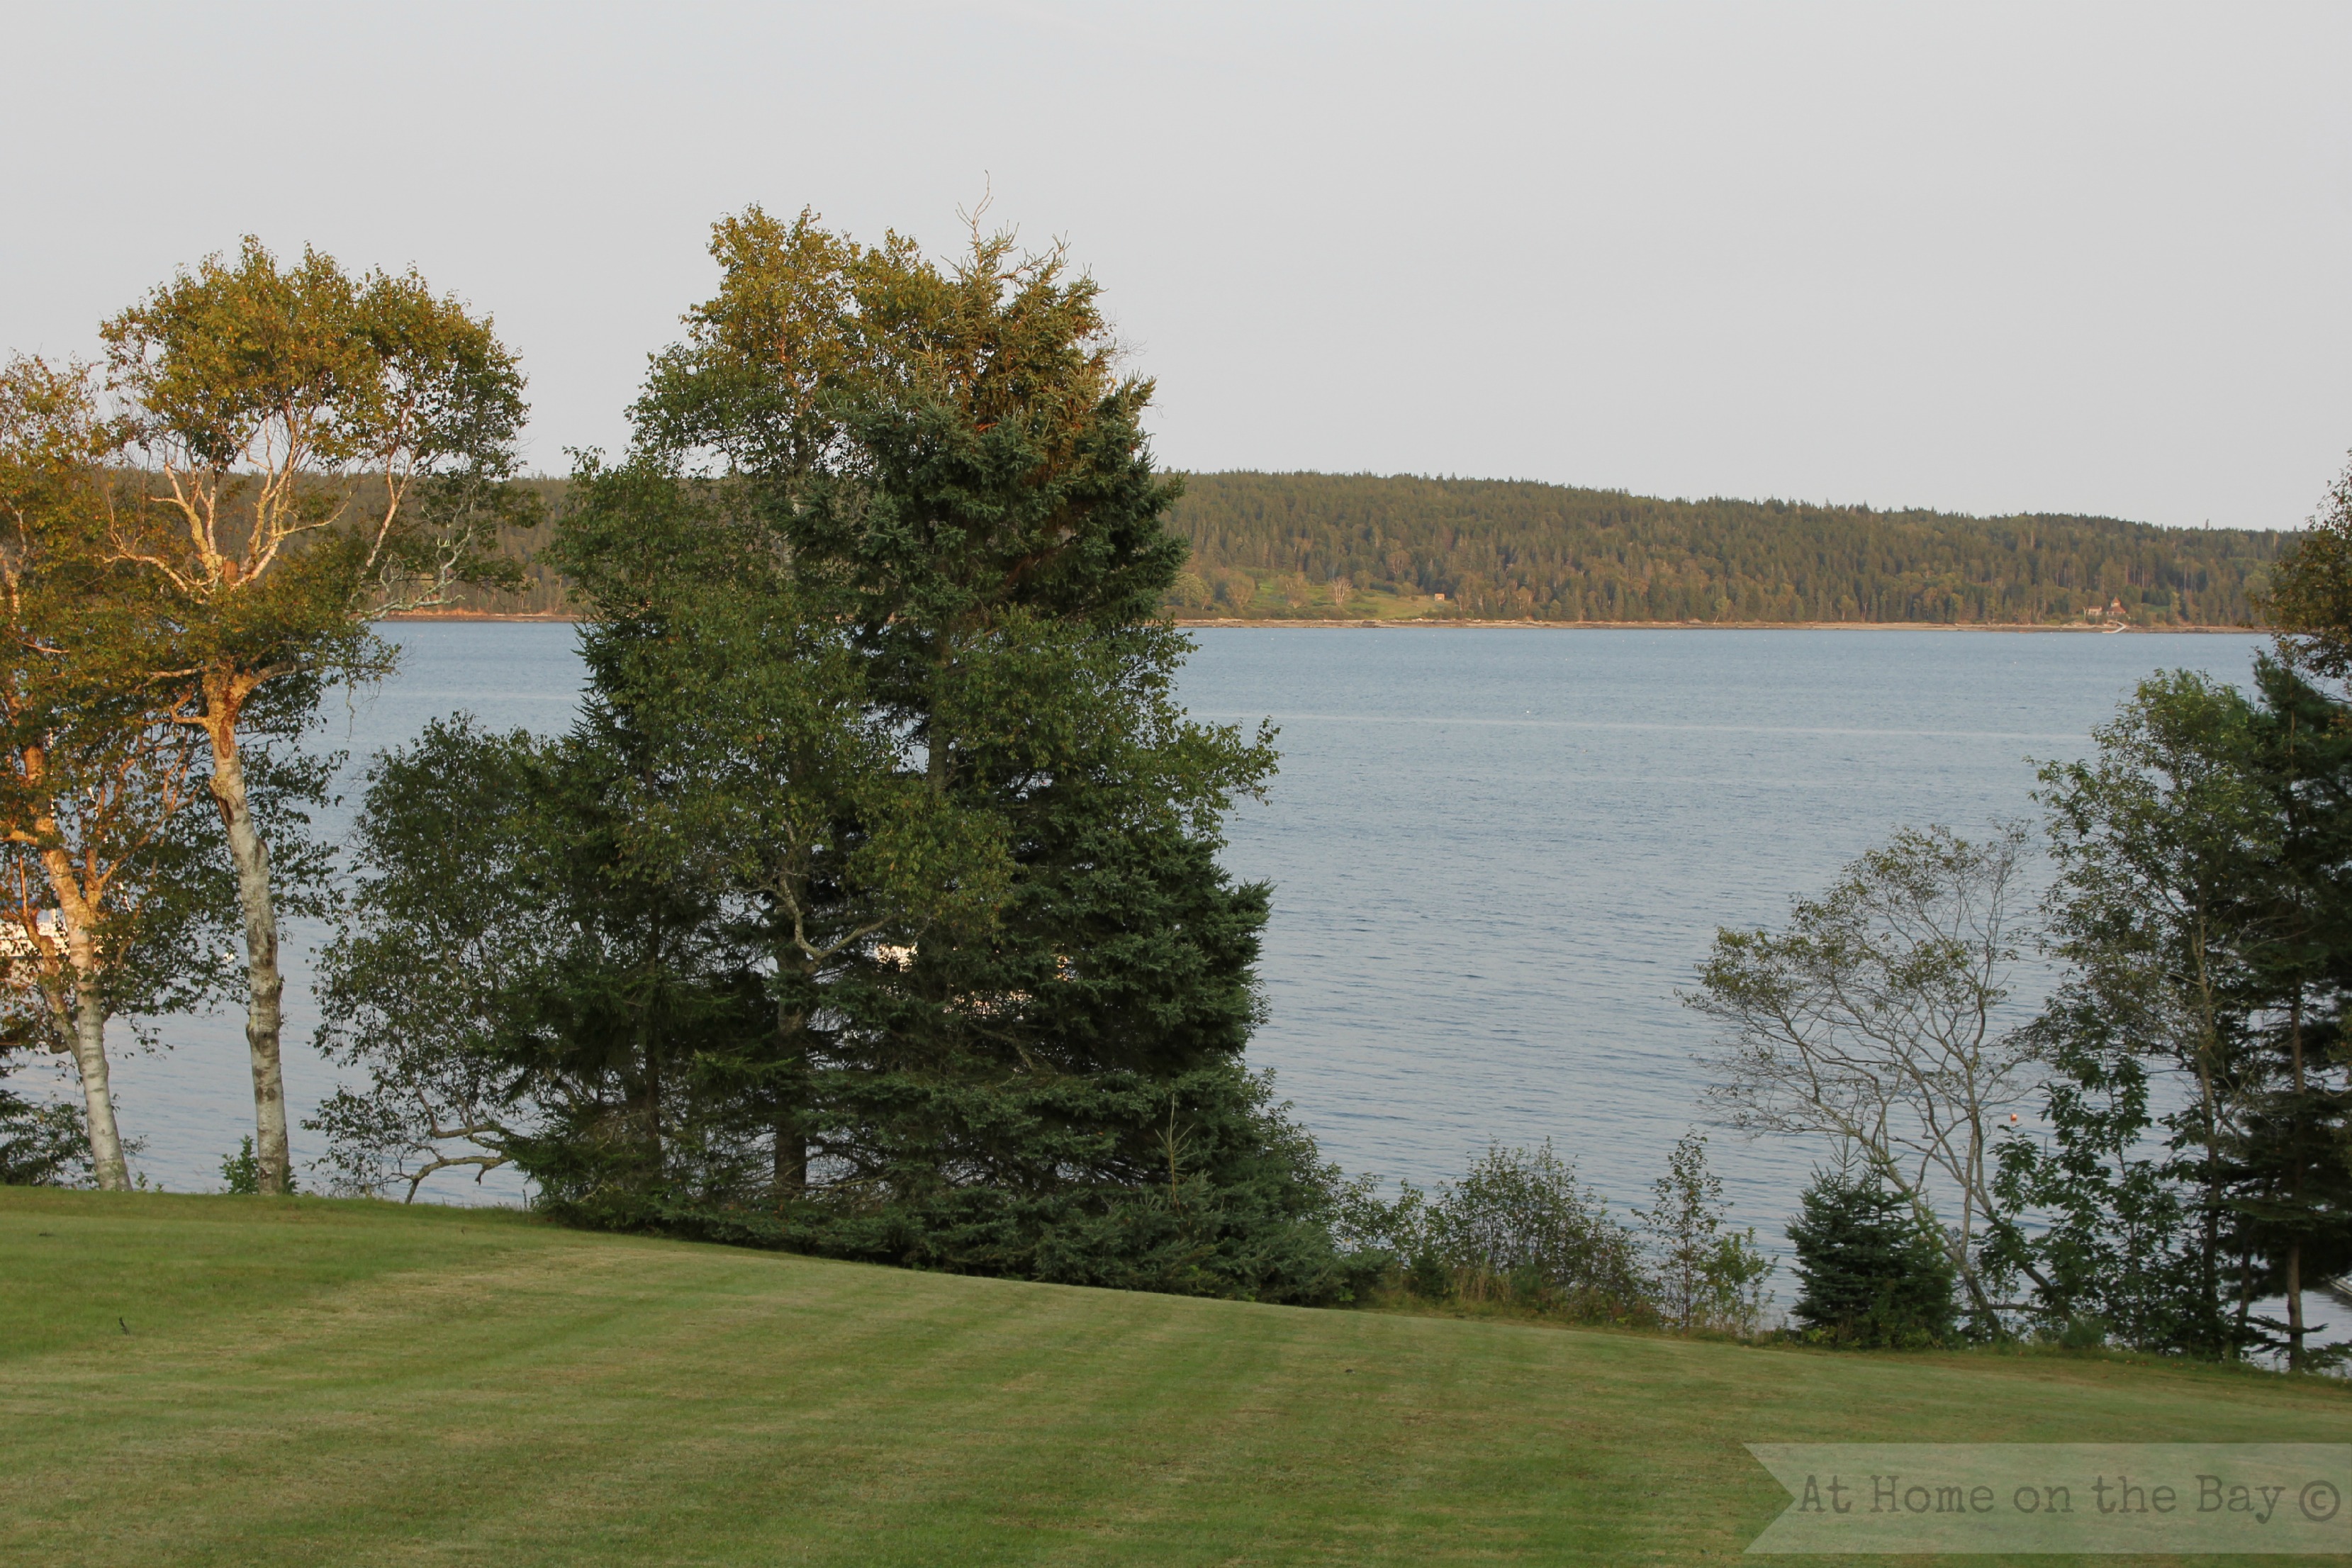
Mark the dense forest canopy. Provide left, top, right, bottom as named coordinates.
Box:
left=1166, top=472, right=2285, bottom=625
left=447, top=471, right=2287, bottom=627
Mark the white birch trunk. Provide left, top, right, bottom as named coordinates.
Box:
left=204, top=710, right=291, bottom=1195
left=67, top=988, right=130, bottom=1191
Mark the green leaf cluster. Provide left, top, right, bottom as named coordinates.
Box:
left=1335, top=1141, right=1655, bottom=1321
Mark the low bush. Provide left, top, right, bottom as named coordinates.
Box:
left=1338, top=1142, right=1633, bottom=1325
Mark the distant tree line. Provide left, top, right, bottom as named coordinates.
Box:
left=434, top=471, right=2287, bottom=628
left=1163, top=471, right=2284, bottom=625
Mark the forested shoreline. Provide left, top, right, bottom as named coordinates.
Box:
left=437, top=471, right=2288, bottom=627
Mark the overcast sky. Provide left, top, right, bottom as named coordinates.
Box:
left=5, top=2, right=2346, bottom=529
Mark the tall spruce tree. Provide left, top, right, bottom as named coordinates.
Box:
left=2231, top=659, right=2352, bottom=1367
left=2017, top=661, right=2352, bottom=1362
left=318, top=210, right=1345, bottom=1299
left=2251, top=451, right=2352, bottom=1365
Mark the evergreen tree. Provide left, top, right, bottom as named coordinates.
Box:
left=2229, top=659, right=2352, bottom=1367
left=1787, top=1163, right=1959, bottom=1348
left=318, top=210, right=1347, bottom=1301
left=2015, top=658, right=2352, bottom=1362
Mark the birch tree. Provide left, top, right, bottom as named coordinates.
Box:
left=0, top=356, right=233, bottom=1189
left=1687, top=824, right=2044, bottom=1327
left=97, top=240, right=526, bottom=1193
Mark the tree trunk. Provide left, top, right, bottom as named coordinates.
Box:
left=927, top=632, right=953, bottom=793
left=2288, top=994, right=2307, bottom=1371
left=65, top=989, right=130, bottom=1192
left=24, top=749, right=133, bottom=1194
left=2190, top=919, right=2227, bottom=1337
left=202, top=693, right=291, bottom=1196
left=774, top=1119, right=807, bottom=1199
left=774, top=982, right=810, bottom=1202
left=2287, top=1243, right=2306, bottom=1371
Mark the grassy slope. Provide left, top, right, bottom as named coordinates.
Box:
left=4, top=1192, right=2346, bottom=1567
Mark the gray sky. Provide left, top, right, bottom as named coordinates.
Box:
left=5, top=1, right=2346, bottom=529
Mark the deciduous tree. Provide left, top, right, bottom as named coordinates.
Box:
left=1639, top=1129, right=1774, bottom=1335
left=0, top=356, right=235, bottom=1189
left=2263, top=455, right=2352, bottom=681
left=1689, top=824, right=2042, bottom=1329
left=99, top=240, right=527, bottom=1192
left=2032, top=673, right=2274, bottom=1350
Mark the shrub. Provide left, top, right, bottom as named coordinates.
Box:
left=2058, top=1314, right=2108, bottom=1350
left=1353, top=1142, right=1654, bottom=1322
left=1639, top=1129, right=1774, bottom=1335
left=0, top=1090, right=89, bottom=1187
left=220, top=1136, right=296, bottom=1195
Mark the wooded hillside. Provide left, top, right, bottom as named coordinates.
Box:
left=435, top=471, right=2287, bottom=625
left=1164, top=472, right=2285, bottom=625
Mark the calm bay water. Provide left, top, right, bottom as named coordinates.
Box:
left=21, top=623, right=2266, bottom=1241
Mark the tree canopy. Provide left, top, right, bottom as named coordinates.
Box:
left=315, top=208, right=1353, bottom=1299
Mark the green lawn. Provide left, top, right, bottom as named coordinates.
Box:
left=3, top=1189, right=2346, bottom=1567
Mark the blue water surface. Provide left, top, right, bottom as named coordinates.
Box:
left=26, top=623, right=2266, bottom=1241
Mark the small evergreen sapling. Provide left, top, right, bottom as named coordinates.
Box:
left=1787, top=1162, right=1957, bottom=1348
